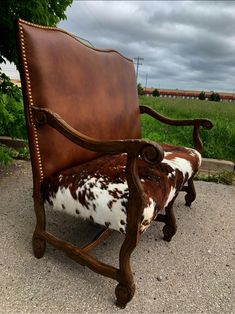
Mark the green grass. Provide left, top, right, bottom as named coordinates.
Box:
left=195, top=171, right=234, bottom=185
left=0, top=144, right=30, bottom=166
left=140, top=97, right=235, bottom=161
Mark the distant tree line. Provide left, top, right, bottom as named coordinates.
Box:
left=137, top=83, right=160, bottom=97
left=199, top=91, right=221, bottom=102
left=138, top=83, right=221, bottom=102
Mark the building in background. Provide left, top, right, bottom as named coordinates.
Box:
left=144, top=88, right=235, bottom=102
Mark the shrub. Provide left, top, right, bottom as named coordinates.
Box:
left=152, top=89, right=160, bottom=97
left=0, top=144, right=13, bottom=165
left=0, top=91, right=26, bottom=139
left=209, top=92, right=220, bottom=102
left=0, top=73, right=26, bottom=139
left=137, top=83, right=144, bottom=96
left=199, top=91, right=206, bottom=100
left=0, top=72, right=26, bottom=165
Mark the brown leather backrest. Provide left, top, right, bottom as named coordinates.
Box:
left=16, top=19, right=141, bottom=181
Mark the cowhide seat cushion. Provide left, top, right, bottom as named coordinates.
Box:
left=41, top=144, right=201, bottom=234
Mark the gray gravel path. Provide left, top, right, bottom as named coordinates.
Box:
left=0, top=160, right=234, bottom=314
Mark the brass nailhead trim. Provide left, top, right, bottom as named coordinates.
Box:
left=19, top=23, right=44, bottom=181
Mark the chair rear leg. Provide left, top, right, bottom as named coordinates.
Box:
left=162, top=198, right=177, bottom=242
left=32, top=197, right=46, bottom=258
left=185, top=177, right=196, bottom=207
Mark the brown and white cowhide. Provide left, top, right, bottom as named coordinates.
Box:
left=41, top=144, right=201, bottom=233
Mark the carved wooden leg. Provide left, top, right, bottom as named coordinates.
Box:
left=115, top=235, right=137, bottom=308
left=162, top=198, right=177, bottom=242
left=32, top=196, right=46, bottom=259
left=185, top=177, right=196, bottom=207
left=115, top=282, right=135, bottom=309
left=32, top=231, right=46, bottom=259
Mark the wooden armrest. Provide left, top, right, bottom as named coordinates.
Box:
left=140, top=105, right=213, bottom=128
left=139, top=105, right=213, bottom=153
left=32, top=106, right=164, bottom=165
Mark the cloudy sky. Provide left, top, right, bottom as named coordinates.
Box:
left=3, top=1, right=235, bottom=92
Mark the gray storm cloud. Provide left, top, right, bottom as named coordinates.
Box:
left=58, top=1, right=235, bottom=92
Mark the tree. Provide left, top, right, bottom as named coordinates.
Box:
left=0, top=0, right=72, bottom=165
left=198, top=91, right=206, bottom=100
left=0, top=0, right=73, bottom=67
left=210, top=92, right=221, bottom=102
left=152, top=88, right=160, bottom=97
left=137, top=83, right=144, bottom=96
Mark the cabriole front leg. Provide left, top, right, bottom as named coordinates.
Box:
left=115, top=277, right=136, bottom=309
left=115, top=154, right=144, bottom=308
left=115, top=233, right=137, bottom=308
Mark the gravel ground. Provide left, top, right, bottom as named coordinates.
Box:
left=0, top=160, right=234, bottom=314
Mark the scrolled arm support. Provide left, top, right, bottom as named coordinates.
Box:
left=140, top=105, right=213, bottom=153
left=33, top=110, right=48, bottom=125
left=140, top=143, right=163, bottom=164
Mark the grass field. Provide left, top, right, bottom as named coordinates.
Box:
left=140, top=96, right=235, bottom=161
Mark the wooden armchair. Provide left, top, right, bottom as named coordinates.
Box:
left=16, top=19, right=213, bottom=308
